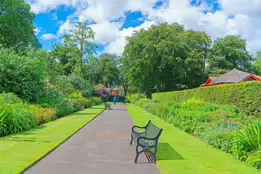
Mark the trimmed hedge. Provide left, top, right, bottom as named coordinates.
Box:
left=152, top=82, right=261, bottom=117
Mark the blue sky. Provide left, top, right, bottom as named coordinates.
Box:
left=28, top=0, right=261, bottom=56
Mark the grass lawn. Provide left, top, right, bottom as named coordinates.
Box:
left=127, top=104, right=261, bottom=174
left=0, top=105, right=104, bottom=174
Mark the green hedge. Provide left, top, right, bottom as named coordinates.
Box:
left=152, top=82, right=261, bottom=117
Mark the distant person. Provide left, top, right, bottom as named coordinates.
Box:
left=113, top=96, right=117, bottom=105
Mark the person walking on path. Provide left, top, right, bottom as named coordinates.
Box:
left=113, top=96, right=117, bottom=105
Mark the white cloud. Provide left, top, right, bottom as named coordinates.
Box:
left=30, top=0, right=261, bottom=57
left=34, top=27, right=41, bottom=35
left=57, top=19, right=75, bottom=36
left=26, top=0, right=71, bottom=14
left=90, top=20, right=123, bottom=45
left=41, top=33, right=58, bottom=40
left=104, top=21, right=156, bottom=56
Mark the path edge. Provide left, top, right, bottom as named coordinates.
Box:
left=21, top=106, right=105, bottom=174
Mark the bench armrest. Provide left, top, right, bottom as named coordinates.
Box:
left=132, top=125, right=146, bottom=132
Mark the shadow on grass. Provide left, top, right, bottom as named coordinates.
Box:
left=157, top=142, right=185, bottom=160
left=4, top=137, right=52, bottom=143
left=145, top=142, right=185, bottom=163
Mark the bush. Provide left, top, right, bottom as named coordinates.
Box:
left=152, top=82, right=261, bottom=117
left=0, top=47, right=46, bottom=102
left=234, top=121, right=261, bottom=161
left=53, top=75, right=94, bottom=97
left=38, top=88, right=74, bottom=117
left=0, top=103, right=38, bottom=137
left=0, top=93, right=22, bottom=105
left=28, top=105, right=56, bottom=125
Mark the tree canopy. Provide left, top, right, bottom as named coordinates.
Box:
left=207, top=35, right=253, bottom=76
left=123, top=23, right=211, bottom=97
left=0, top=0, right=40, bottom=51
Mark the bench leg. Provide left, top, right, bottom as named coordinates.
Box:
left=130, top=135, right=133, bottom=145
left=134, top=145, right=144, bottom=163
left=153, top=147, right=158, bottom=164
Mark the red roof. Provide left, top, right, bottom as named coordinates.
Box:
left=202, top=69, right=261, bottom=86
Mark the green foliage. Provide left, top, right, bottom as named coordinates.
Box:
left=97, top=53, right=120, bottom=87
left=0, top=93, right=22, bottom=105
left=53, top=75, right=94, bottom=97
left=64, top=20, right=97, bottom=75
left=0, top=103, right=38, bottom=137
left=38, top=88, right=74, bottom=118
left=246, top=150, right=261, bottom=169
left=46, top=44, right=78, bottom=80
left=234, top=121, right=261, bottom=162
left=123, top=22, right=211, bottom=97
left=0, top=0, right=41, bottom=51
left=0, top=48, right=46, bottom=102
left=253, top=51, right=261, bottom=76
left=152, top=82, right=261, bottom=117
left=207, top=35, right=253, bottom=75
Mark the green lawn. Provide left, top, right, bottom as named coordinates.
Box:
left=127, top=104, right=261, bottom=174
left=0, top=105, right=104, bottom=174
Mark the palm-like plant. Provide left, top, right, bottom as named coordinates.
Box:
left=246, top=150, right=261, bottom=169
left=234, top=121, right=261, bottom=162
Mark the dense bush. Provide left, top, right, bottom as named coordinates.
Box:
left=38, top=88, right=75, bottom=117
left=130, top=95, right=260, bottom=169
left=0, top=103, right=57, bottom=137
left=0, top=48, right=46, bottom=102
left=152, top=82, right=261, bottom=117
left=53, top=75, right=94, bottom=97
left=234, top=121, right=261, bottom=169
left=0, top=104, right=38, bottom=137
left=0, top=93, right=23, bottom=105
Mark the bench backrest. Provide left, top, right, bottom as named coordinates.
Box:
left=145, top=120, right=163, bottom=139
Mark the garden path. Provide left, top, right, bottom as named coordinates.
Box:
left=24, top=104, right=160, bottom=174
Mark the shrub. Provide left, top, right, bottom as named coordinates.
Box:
left=28, top=105, right=56, bottom=125
left=234, top=121, right=261, bottom=161
left=90, top=97, right=103, bottom=105
left=0, top=103, right=38, bottom=137
left=152, top=82, right=261, bottom=117
left=38, top=88, right=74, bottom=117
left=246, top=150, right=261, bottom=169
left=53, top=75, right=94, bottom=97
left=0, top=93, right=22, bottom=105
left=0, top=47, right=46, bottom=102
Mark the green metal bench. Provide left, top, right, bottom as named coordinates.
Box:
left=130, top=120, right=163, bottom=164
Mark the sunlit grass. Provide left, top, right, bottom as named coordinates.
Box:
left=127, top=104, right=260, bottom=174
left=0, top=105, right=104, bottom=174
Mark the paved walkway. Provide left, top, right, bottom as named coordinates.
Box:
left=24, top=104, right=160, bottom=174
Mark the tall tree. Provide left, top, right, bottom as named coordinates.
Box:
left=118, top=58, right=129, bottom=96
left=207, top=35, right=253, bottom=76
left=64, top=21, right=97, bottom=75
left=123, top=22, right=211, bottom=97
left=0, top=0, right=41, bottom=51
left=253, top=50, right=261, bottom=75
left=46, top=44, right=79, bottom=82
left=97, top=53, right=120, bottom=88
